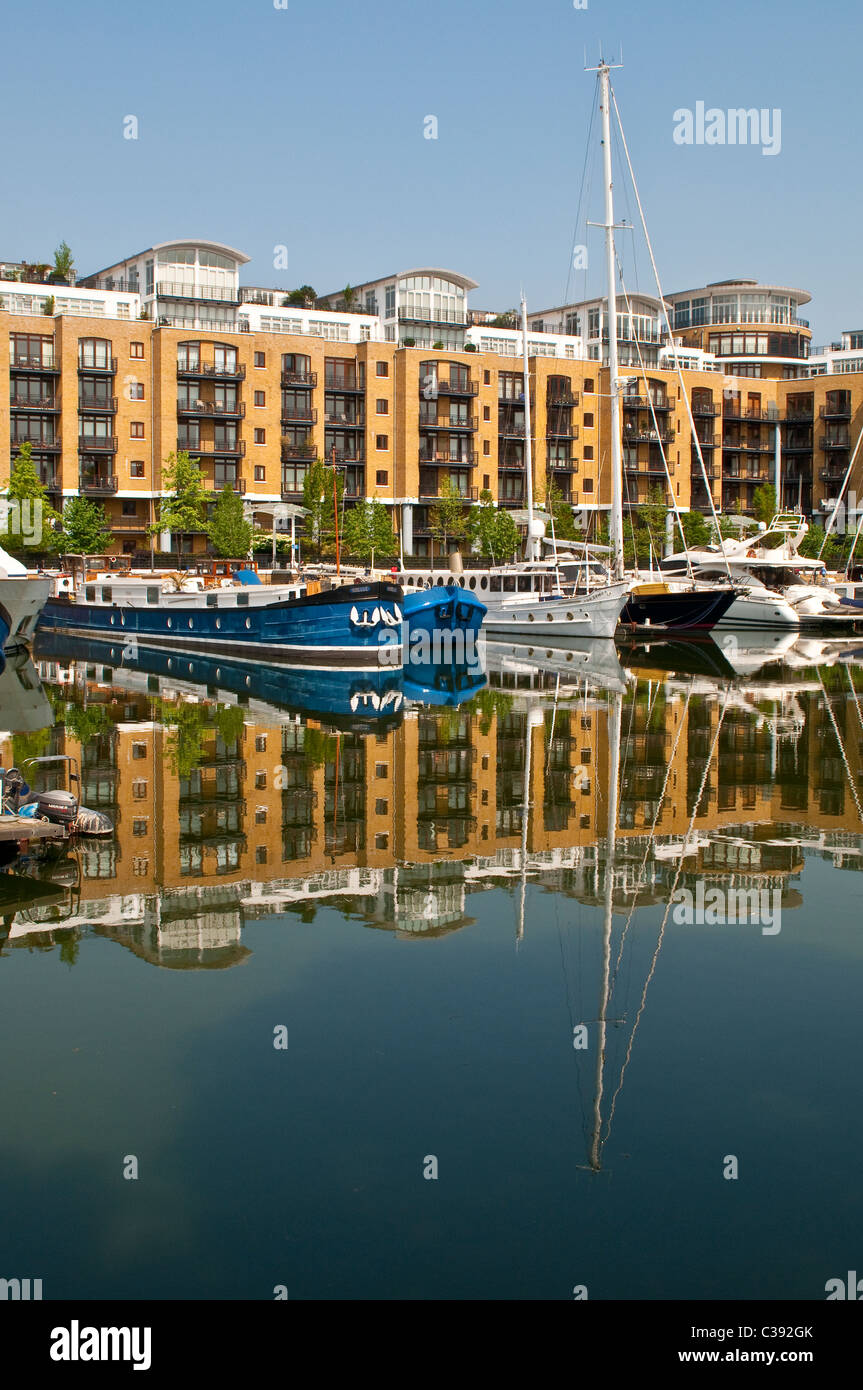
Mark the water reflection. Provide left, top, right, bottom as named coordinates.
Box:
left=1, top=635, right=862, bottom=972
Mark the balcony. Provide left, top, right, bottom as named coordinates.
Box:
left=692, top=433, right=720, bottom=448
left=547, top=418, right=578, bottom=439
left=434, top=377, right=478, bottom=397
left=547, top=390, right=579, bottom=407
left=623, top=428, right=675, bottom=445
left=182, top=439, right=246, bottom=458
left=177, top=399, right=245, bottom=419
left=10, top=393, right=59, bottom=410
left=819, top=466, right=848, bottom=482
left=547, top=457, right=578, bottom=472
left=157, top=282, right=240, bottom=304
left=324, top=412, right=365, bottom=428
left=79, top=394, right=118, bottom=413
left=328, top=448, right=365, bottom=464
left=77, top=357, right=117, bottom=374
left=398, top=308, right=466, bottom=326
left=624, top=462, right=671, bottom=476
left=691, top=400, right=719, bottom=417
left=418, top=415, right=478, bottom=432
left=722, top=469, right=771, bottom=482
left=79, top=434, right=118, bottom=452
left=13, top=436, right=60, bottom=452
left=783, top=436, right=813, bottom=453
left=820, top=403, right=852, bottom=420
left=281, top=406, right=318, bottom=424
left=691, top=465, right=719, bottom=479
left=177, top=361, right=246, bottom=381
left=10, top=354, right=59, bottom=373
left=784, top=407, right=814, bottom=422
left=418, top=450, right=477, bottom=467
left=281, top=370, right=317, bottom=388
left=281, top=443, right=317, bottom=462
left=418, top=485, right=478, bottom=501
left=324, top=375, right=363, bottom=394
left=497, top=457, right=526, bottom=471
left=281, top=484, right=305, bottom=501
left=819, top=436, right=851, bottom=450
left=498, top=421, right=526, bottom=438
left=723, top=439, right=772, bottom=453
left=623, top=396, right=673, bottom=412
left=208, top=478, right=246, bottom=494
left=79, top=474, right=118, bottom=494
left=722, top=407, right=778, bottom=422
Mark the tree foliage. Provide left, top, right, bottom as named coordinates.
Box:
left=341, top=498, right=395, bottom=563
left=61, top=496, right=112, bottom=555
left=53, top=240, right=74, bottom=280
left=283, top=285, right=317, bottom=308
left=752, top=483, right=777, bottom=525
left=428, top=477, right=469, bottom=556
left=471, top=490, right=519, bottom=562
left=151, top=451, right=209, bottom=551
left=0, top=441, right=63, bottom=553
left=302, top=457, right=344, bottom=555
left=209, top=485, right=252, bottom=559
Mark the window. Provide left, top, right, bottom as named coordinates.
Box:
left=484, top=370, right=491, bottom=385
left=376, top=435, right=388, bottom=451
left=376, top=469, right=388, bottom=485
left=254, top=390, right=265, bottom=407
left=375, top=762, right=388, bottom=777
left=131, top=422, right=145, bottom=438
left=255, top=770, right=267, bottom=789
left=122, top=500, right=137, bottom=517
left=375, top=798, right=389, bottom=816
left=255, top=808, right=267, bottom=824
left=254, top=428, right=265, bottom=444
left=583, top=446, right=593, bottom=460
left=254, top=351, right=266, bottom=367
left=130, top=460, right=145, bottom=478
left=127, top=381, right=145, bottom=400
left=584, top=377, right=595, bottom=393
left=132, top=741, right=147, bottom=759
left=133, top=857, right=149, bottom=876
left=132, top=779, right=148, bottom=799
left=582, top=477, right=593, bottom=492
left=375, top=833, right=389, bottom=850
left=376, top=399, right=388, bottom=414
left=583, top=413, right=594, bottom=428
left=483, top=474, right=490, bottom=489
left=130, top=342, right=144, bottom=359
left=256, top=846, right=268, bottom=864
left=132, top=818, right=148, bottom=836
left=483, top=405, right=491, bottom=421
left=78, top=338, right=112, bottom=369
left=483, top=440, right=490, bottom=455
left=376, top=361, right=389, bottom=377
left=255, top=735, right=268, bottom=752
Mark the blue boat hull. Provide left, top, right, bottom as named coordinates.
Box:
left=0, top=598, right=11, bottom=663
left=34, top=631, right=405, bottom=730
left=37, top=582, right=404, bottom=669
left=403, top=584, right=486, bottom=639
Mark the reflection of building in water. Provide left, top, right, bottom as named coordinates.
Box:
left=2, top=661, right=863, bottom=964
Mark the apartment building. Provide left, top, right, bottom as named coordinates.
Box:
left=3, top=244, right=863, bottom=556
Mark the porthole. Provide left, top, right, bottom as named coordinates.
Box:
left=566, top=653, right=573, bottom=662
left=166, top=617, right=172, bottom=629
left=216, top=618, right=221, bottom=629
left=245, top=618, right=251, bottom=629
left=547, top=613, right=554, bottom=621
left=480, top=576, right=488, bottom=589
left=567, top=612, right=574, bottom=620
left=528, top=613, right=535, bottom=621
left=110, top=614, right=115, bottom=626
left=469, top=576, right=477, bottom=589
left=188, top=619, right=194, bottom=629
left=167, top=659, right=173, bottom=670
left=120, top=614, right=125, bottom=627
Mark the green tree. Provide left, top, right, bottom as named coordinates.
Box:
left=491, top=310, right=518, bottom=329
left=472, top=492, right=519, bottom=562
left=0, top=441, right=63, bottom=553
left=302, top=457, right=343, bottom=555
left=62, top=701, right=112, bottom=745
left=150, top=450, right=209, bottom=561
left=752, top=483, right=777, bottom=525
left=341, top=497, right=395, bottom=564
left=341, top=283, right=357, bottom=311
left=429, top=477, right=469, bottom=558
left=52, top=240, right=74, bottom=281
left=680, top=509, right=712, bottom=549
left=61, top=496, right=112, bottom=555
left=283, top=285, right=317, bottom=308
left=209, top=485, right=252, bottom=559
left=545, top=479, right=579, bottom=542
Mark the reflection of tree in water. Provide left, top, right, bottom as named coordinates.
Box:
left=156, top=699, right=247, bottom=778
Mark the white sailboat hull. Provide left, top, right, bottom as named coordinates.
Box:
left=484, top=582, right=630, bottom=639
left=713, top=591, right=800, bottom=631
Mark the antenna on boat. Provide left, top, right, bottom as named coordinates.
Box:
left=520, top=293, right=539, bottom=562
left=585, top=57, right=625, bottom=580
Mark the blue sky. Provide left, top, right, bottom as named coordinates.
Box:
left=2, top=0, right=860, bottom=339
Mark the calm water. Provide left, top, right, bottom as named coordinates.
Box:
left=1, top=634, right=862, bottom=1300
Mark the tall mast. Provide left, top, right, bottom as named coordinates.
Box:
left=595, top=60, right=625, bottom=580
left=520, top=295, right=537, bottom=561
left=589, top=687, right=621, bottom=1171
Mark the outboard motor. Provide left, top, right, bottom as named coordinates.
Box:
left=19, top=786, right=79, bottom=829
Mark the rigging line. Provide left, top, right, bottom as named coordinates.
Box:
left=564, top=77, right=600, bottom=308
left=816, top=670, right=863, bottom=821
left=602, top=688, right=730, bottom=1151
left=611, top=112, right=641, bottom=298
left=610, top=686, right=692, bottom=990
left=842, top=508, right=863, bottom=579
left=615, top=252, right=693, bottom=574
left=819, top=423, right=863, bottom=558
left=845, top=663, right=863, bottom=740
left=609, top=83, right=731, bottom=583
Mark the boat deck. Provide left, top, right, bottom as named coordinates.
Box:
left=0, top=817, right=66, bottom=844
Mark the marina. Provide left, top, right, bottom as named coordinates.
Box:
left=3, top=0, right=863, bottom=1336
